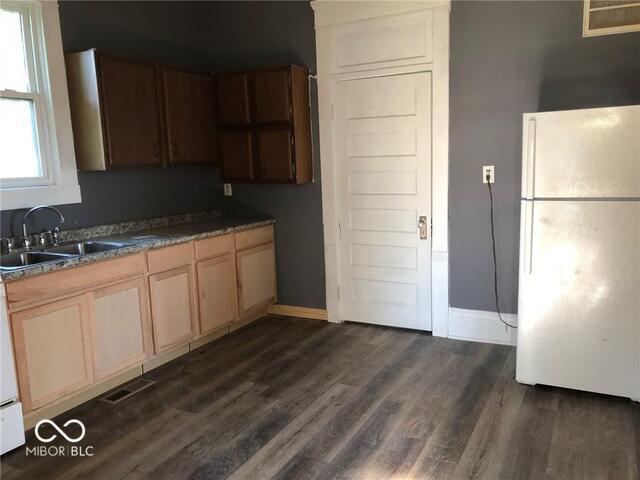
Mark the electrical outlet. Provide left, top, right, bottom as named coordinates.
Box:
left=223, top=183, right=232, bottom=196
left=483, top=165, right=495, bottom=184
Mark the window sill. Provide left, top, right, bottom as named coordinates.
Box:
left=1, top=184, right=81, bottom=210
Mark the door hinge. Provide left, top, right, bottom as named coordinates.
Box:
left=338, top=222, right=342, bottom=239
left=337, top=286, right=341, bottom=300
left=331, top=104, right=335, bottom=122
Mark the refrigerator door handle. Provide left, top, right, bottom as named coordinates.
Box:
left=523, top=201, right=534, bottom=274
left=522, top=118, right=536, bottom=199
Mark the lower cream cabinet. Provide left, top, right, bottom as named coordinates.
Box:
left=148, top=265, right=197, bottom=352
left=5, top=226, right=276, bottom=417
left=11, top=295, right=94, bottom=412
left=197, top=253, right=237, bottom=334
left=89, top=277, right=150, bottom=380
left=236, top=243, right=276, bottom=317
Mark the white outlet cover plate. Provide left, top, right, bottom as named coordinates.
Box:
left=223, top=184, right=232, bottom=196
left=483, top=165, right=495, bottom=183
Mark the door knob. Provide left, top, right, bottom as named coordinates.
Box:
left=418, top=216, right=428, bottom=240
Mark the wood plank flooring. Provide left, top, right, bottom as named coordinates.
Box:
left=2, top=316, right=638, bottom=479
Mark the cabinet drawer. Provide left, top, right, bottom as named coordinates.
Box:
left=6, top=254, right=146, bottom=309
left=220, top=131, right=254, bottom=181
left=235, top=225, right=274, bottom=251
left=147, top=242, right=194, bottom=274
left=195, top=234, right=234, bottom=261
left=254, top=70, right=291, bottom=123
left=217, top=73, right=250, bottom=125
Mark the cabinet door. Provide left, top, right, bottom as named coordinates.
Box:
left=11, top=296, right=93, bottom=412
left=149, top=265, right=196, bottom=352
left=89, top=278, right=150, bottom=380
left=197, top=254, right=237, bottom=334
left=98, top=55, right=163, bottom=167
left=220, top=131, right=254, bottom=181
left=254, top=70, right=291, bottom=123
left=257, top=129, right=294, bottom=182
left=217, top=73, right=250, bottom=125
left=163, top=69, right=216, bottom=165
left=236, top=243, right=277, bottom=317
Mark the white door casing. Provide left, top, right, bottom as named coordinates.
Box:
left=312, top=1, right=450, bottom=334
left=335, top=73, right=432, bottom=330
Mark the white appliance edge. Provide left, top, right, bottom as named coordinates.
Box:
left=1, top=282, right=25, bottom=454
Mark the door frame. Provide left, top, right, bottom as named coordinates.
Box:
left=311, top=0, right=450, bottom=336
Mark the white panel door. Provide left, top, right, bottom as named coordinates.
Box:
left=523, top=105, right=640, bottom=199
left=334, top=73, right=431, bottom=330
left=517, top=200, right=640, bottom=399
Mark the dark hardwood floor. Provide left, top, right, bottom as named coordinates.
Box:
left=2, top=316, right=639, bottom=479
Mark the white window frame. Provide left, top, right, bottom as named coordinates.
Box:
left=0, top=0, right=81, bottom=210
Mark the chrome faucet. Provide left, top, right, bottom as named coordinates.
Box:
left=22, top=205, right=65, bottom=249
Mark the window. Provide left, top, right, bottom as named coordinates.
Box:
left=0, top=1, right=80, bottom=210
left=583, top=0, right=640, bottom=37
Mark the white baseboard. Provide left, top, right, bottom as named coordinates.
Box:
left=448, top=307, right=518, bottom=346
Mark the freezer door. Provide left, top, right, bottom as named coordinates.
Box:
left=522, top=105, right=640, bottom=199
left=517, top=200, right=640, bottom=400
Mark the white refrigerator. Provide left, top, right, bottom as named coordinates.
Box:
left=516, top=105, right=640, bottom=401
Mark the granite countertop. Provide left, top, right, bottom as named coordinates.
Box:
left=0, top=212, right=274, bottom=282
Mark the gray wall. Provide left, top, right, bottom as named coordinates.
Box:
left=0, top=1, right=325, bottom=309
left=4, top=1, right=638, bottom=314
left=1, top=1, right=225, bottom=236
left=449, top=0, right=640, bottom=313
left=198, top=2, right=326, bottom=309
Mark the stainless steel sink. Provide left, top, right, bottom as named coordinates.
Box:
left=0, top=252, right=72, bottom=270
left=45, top=241, right=129, bottom=255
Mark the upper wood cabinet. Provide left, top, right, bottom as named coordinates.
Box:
left=66, top=50, right=164, bottom=170
left=257, top=129, right=294, bottom=181
left=216, top=65, right=313, bottom=184
left=162, top=68, right=216, bottom=165
left=253, top=70, right=291, bottom=123
left=220, top=131, right=254, bottom=182
left=217, top=73, right=250, bottom=125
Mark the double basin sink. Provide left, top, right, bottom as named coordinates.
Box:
left=0, top=241, right=131, bottom=271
